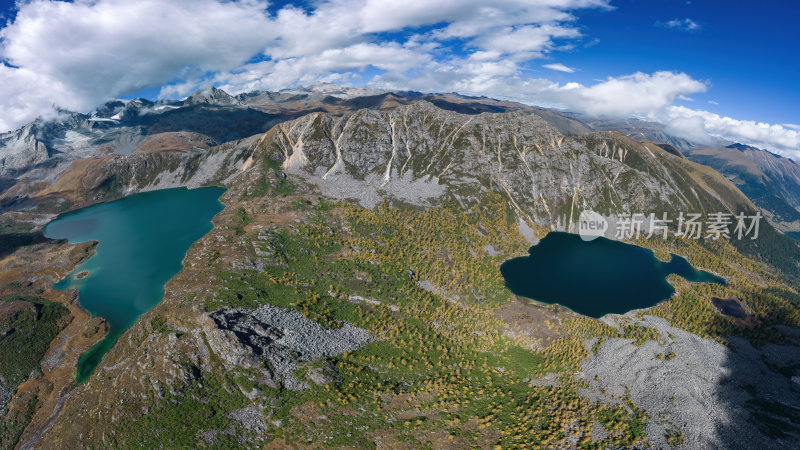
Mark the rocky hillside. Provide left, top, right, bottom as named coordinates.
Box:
left=0, top=96, right=295, bottom=210
left=581, top=116, right=800, bottom=234
left=682, top=143, right=800, bottom=232
left=265, top=102, right=750, bottom=221
left=0, top=87, right=588, bottom=212
left=257, top=101, right=798, bottom=278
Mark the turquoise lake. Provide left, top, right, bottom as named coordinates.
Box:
left=500, top=232, right=726, bottom=318
left=43, top=187, right=225, bottom=383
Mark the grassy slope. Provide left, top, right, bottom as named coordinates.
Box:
left=0, top=296, right=69, bottom=449
left=109, top=180, right=799, bottom=448
left=0, top=296, right=69, bottom=385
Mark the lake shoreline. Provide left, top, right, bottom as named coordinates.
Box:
left=42, top=186, right=226, bottom=383
left=500, top=232, right=726, bottom=318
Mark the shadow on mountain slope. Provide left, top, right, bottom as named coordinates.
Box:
left=711, top=333, right=800, bottom=449
left=0, top=232, right=50, bottom=259
left=137, top=105, right=307, bottom=143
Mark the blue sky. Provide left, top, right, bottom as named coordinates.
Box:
left=0, top=0, right=797, bottom=155
left=564, top=0, right=799, bottom=125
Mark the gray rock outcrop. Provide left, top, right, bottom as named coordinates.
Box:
left=203, top=305, right=373, bottom=390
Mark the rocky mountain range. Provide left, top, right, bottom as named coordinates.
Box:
left=682, top=143, right=800, bottom=231
left=4, top=85, right=799, bottom=237
left=2, top=86, right=796, bottom=277
left=0, top=87, right=536, bottom=210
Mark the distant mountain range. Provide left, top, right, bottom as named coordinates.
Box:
left=681, top=143, right=800, bottom=231
left=0, top=86, right=580, bottom=210
left=2, top=86, right=799, bottom=235
left=582, top=116, right=800, bottom=232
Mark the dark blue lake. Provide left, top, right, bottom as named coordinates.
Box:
left=500, top=232, right=726, bottom=318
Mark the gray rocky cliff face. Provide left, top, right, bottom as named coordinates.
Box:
left=0, top=122, right=53, bottom=177
left=185, top=86, right=242, bottom=107
left=0, top=89, right=756, bottom=230
left=261, top=101, right=755, bottom=231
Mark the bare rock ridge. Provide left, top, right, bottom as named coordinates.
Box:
left=264, top=101, right=755, bottom=224
left=254, top=101, right=799, bottom=277
left=185, top=86, right=242, bottom=107
left=0, top=121, right=53, bottom=177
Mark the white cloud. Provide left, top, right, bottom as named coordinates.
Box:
left=534, top=72, right=800, bottom=157
left=0, top=65, right=79, bottom=131
left=543, top=63, right=576, bottom=73
left=473, top=24, right=581, bottom=59
left=0, top=0, right=612, bottom=132
left=207, top=42, right=432, bottom=95
left=0, top=0, right=796, bottom=160
left=0, top=0, right=276, bottom=130
left=548, top=71, right=708, bottom=117
left=661, top=107, right=800, bottom=157
left=657, top=18, right=701, bottom=32
left=708, top=100, right=719, bottom=105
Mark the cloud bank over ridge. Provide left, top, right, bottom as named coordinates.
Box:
left=0, top=0, right=797, bottom=158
